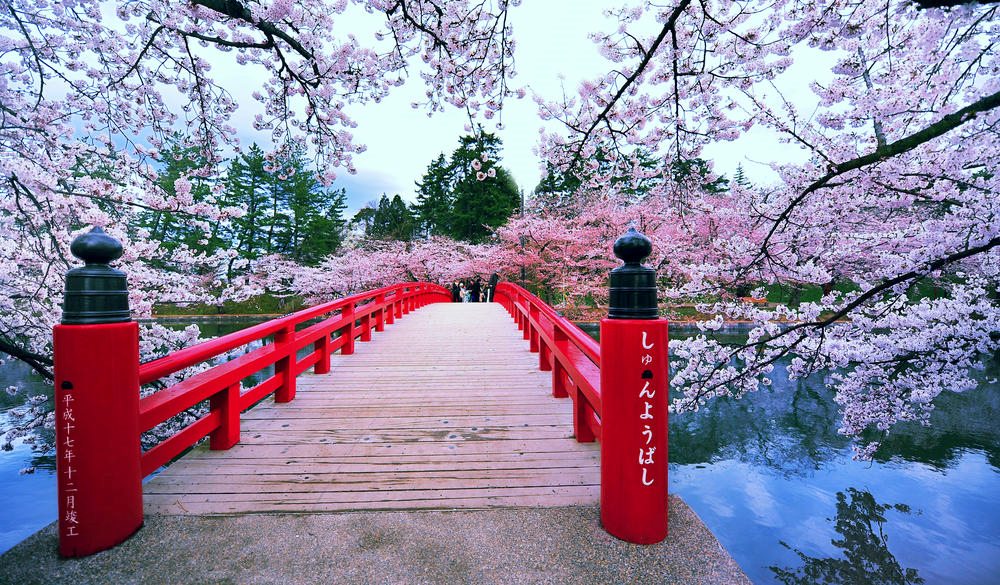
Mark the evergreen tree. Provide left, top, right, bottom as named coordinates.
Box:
left=221, top=144, right=270, bottom=267
left=670, top=158, right=729, bottom=194
left=414, top=153, right=454, bottom=238
left=448, top=132, right=520, bottom=243
left=532, top=161, right=582, bottom=211
left=272, top=145, right=343, bottom=260
left=733, top=163, right=752, bottom=189
left=221, top=143, right=348, bottom=270
left=298, top=187, right=348, bottom=264
left=368, top=194, right=416, bottom=241
left=351, top=203, right=377, bottom=234
left=138, top=138, right=219, bottom=255
left=531, top=146, right=659, bottom=209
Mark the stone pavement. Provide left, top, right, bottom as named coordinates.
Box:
left=0, top=497, right=749, bottom=584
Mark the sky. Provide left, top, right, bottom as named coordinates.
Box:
left=205, top=1, right=827, bottom=216
left=332, top=1, right=618, bottom=213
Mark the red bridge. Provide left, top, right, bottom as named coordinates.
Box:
left=52, top=228, right=670, bottom=557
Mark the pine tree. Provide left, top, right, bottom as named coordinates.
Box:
left=368, top=194, right=416, bottom=241
left=532, top=161, right=582, bottom=211
left=220, top=144, right=270, bottom=268
left=414, top=153, right=454, bottom=238
left=733, top=163, right=751, bottom=189
left=298, top=187, right=348, bottom=264
left=137, top=138, right=219, bottom=255
left=448, top=132, right=520, bottom=243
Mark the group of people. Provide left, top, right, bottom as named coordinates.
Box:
left=451, top=278, right=491, bottom=303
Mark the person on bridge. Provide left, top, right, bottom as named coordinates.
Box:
left=451, top=281, right=460, bottom=302
left=471, top=278, right=482, bottom=303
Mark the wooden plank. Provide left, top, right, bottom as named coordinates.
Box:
left=145, top=493, right=600, bottom=515
left=149, top=457, right=600, bottom=477
left=234, top=427, right=575, bottom=444
left=144, top=303, right=601, bottom=515
left=145, top=469, right=600, bottom=493
left=166, top=438, right=592, bottom=458
left=240, top=405, right=572, bottom=418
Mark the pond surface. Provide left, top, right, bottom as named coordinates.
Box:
left=578, top=322, right=1000, bottom=585
left=1, top=318, right=998, bottom=585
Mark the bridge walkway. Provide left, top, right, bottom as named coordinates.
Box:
left=143, top=302, right=600, bottom=514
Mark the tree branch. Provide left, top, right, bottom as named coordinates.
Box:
left=0, top=338, right=54, bottom=381
left=755, top=88, right=1000, bottom=263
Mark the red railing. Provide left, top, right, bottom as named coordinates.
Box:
left=493, top=282, right=603, bottom=443
left=137, top=282, right=451, bottom=477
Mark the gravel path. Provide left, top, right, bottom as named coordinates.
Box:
left=0, top=497, right=749, bottom=584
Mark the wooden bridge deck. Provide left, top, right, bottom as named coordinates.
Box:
left=144, top=303, right=600, bottom=515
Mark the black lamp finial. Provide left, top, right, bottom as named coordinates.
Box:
left=608, top=227, right=658, bottom=320
left=61, top=227, right=131, bottom=325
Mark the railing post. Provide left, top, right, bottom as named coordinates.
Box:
left=342, top=302, right=355, bottom=355
left=375, top=293, right=386, bottom=332
left=360, top=310, right=372, bottom=342
left=53, top=227, right=143, bottom=557
left=539, top=336, right=552, bottom=371
left=396, top=288, right=405, bottom=318
left=274, top=323, right=296, bottom=403
left=314, top=332, right=331, bottom=374
left=386, top=293, right=396, bottom=324
left=210, top=383, right=241, bottom=450
left=599, top=227, right=669, bottom=545
left=551, top=328, right=569, bottom=398
left=573, top=390, right=597, bottom=443
left=529, top=304, right=540, bottom=352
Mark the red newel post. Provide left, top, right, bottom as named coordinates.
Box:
left=210, top=383, right=241, bottom=450
left=600, top=227, right=669, bottom=545
left=53, top=227, right=143, bottom=557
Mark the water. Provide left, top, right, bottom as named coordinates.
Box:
left=579, top=322, right=1000, bottom=584
left=0, top=360, right=57, bottom=554
left=1, top=320, right=998, bottom=585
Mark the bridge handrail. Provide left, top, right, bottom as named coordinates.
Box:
left=494, top=282, right=603, bottom=442
left=138, top=281, right=451, bottom=476
left=140, top=284, right=394, bottom=384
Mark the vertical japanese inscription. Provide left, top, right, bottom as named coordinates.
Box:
left=60, top=390, right=80, bottom=537
left=639, top=330, right=656, bottom=487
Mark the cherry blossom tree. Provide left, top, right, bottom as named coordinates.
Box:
left=534, top=0, right=1000, bottom=456
left=0, top=0, right=517, bottom=448
left=2, top=0, right=998, bottom=462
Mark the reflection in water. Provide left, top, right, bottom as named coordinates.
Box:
left=667, top=345, right=1000, bottom=474
left=669, top=376, right=849, bottom=475
left=770, top=488, right=923, bottom=585
left=588, top=323, right=1000, bottom=584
